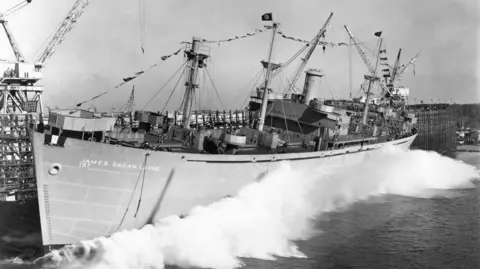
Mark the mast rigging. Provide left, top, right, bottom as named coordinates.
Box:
left=181, top=38, right=209, bottom=129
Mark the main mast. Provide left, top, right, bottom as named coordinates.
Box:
left=181, top=37, right=208, bottom=129
left=257, top=22, right=278, bottom=131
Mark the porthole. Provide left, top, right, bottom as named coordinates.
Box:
left=48, top=163, right=61, bottom=176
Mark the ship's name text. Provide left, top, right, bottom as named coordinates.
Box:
left=79, top=159, right=161, bottom=172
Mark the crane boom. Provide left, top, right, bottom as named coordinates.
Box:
left=391, top=52, right=419, bottom=84
left=35, top=0, right=89, bottom=68
left=286, top=12, right=333, bottom=94
left=389, top=48, right=402, bottom=86
left=344, top=25, right=376, bottom=76
left=0, top=20, right=26, bottom=62
left=344, top=25, right=391, bottom=98
left=0, top=0, right=33, bottom=63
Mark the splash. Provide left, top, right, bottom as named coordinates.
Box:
left=35, top=146, right=479, bottom=269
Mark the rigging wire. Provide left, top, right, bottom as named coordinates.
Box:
left=134, top=153, right=149, bottom=218
left=323, top=76, right=336, bottom=100
left=177, top=63, right=189, bottom=111
left=141, top=60, right=187, bottom=110
left=160, top=63, right=188, bottom=114
left=257, top=41, right=310, bottom=89
left=139, top=0, right=145, bottom=53
left=240, top=68, right=264, bottom=109
left=282, top=50, right=309, bottom=95
left=117, top=155, right=148, bottom=231
left=205, top=66, right=225, bottom=109
left=199, top=66, right=208, bottom=110
left=231, top=68, right=264, bottom=103
left=276, top=72, right=291, bottom=143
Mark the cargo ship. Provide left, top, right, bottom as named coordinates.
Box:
left=30, top=13, right=421, bottom=253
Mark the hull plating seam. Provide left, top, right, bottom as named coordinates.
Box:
left=187, top=150, right=369, bottom=163
left=185, top=140, right=411, bottom=164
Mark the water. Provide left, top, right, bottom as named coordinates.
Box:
left=1, top=146, right=479, bottom=269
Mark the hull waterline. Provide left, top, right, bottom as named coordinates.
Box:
left=32, top=131, right=417, bottom=252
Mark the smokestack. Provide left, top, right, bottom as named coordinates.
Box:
left=302, top=69, right=323, bottom=105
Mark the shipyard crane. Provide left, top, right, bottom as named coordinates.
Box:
left=0, top=0, right=89, bottom=77
left=0, top=0, right=89, bottom=202
left=0, top=0, right=89, bottom=114
left=34, top=0, right=90, bottom=71
left=0, top=0, right=32, bottom=63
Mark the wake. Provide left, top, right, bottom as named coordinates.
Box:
left=32, top=146, right=479, bottom=269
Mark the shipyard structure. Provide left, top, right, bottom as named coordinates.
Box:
left=407, top=103, right=457, bottom=152
left=0, top=0, right=89, bottom=202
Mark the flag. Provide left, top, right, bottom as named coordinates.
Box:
left=123, top=76, right=135, bottom=82
left=261, top=13, right=273, bottom=21
left=374, top=31, right=382, bottom=37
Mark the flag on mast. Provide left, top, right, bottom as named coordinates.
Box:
left=261, top=13, right=273, bottom=21
left=374, top=31, right=382, bottom=37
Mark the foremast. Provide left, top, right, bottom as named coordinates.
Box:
left=257, top=22, right=279, bottom=131
left=181, top=37, right=209, bottom=129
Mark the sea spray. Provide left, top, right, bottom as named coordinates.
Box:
left=35, top=146, right=479, bottom=269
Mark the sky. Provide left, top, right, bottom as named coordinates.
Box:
left=0, top=0, right=478, bottom=113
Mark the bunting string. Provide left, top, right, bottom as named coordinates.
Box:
left=275, top=29, right=359, bottom=47
left=114, top=47, right=184, bottom=89
left=76, top=25, right=362, bottom=108
left=180, top=26, right=269, bottom=45
left=76, top=47, right=185, bottom=107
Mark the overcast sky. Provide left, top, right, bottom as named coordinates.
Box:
left=0, top=0, right=478, bottom=112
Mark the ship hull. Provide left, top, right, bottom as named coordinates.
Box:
left=31, top=132, right=416, bottom=253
